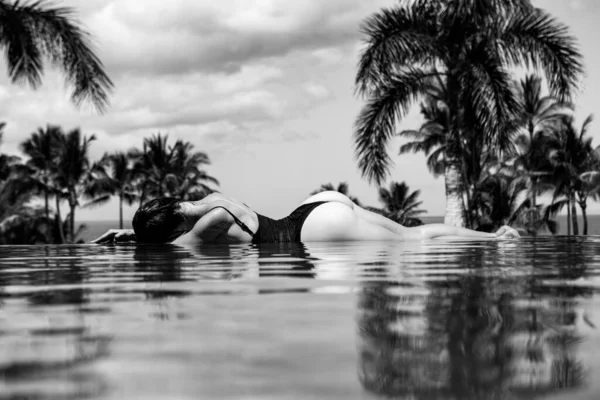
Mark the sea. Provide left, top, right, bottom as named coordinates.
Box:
left=78, top=215, right=600, bottom=243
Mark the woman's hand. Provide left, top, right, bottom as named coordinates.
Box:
left=494, top=226, right=521, bottom=240
left=91, top=229, right=136, bottom=244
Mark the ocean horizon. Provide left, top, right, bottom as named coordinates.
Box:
left=77, top=214, right=600, bottom=243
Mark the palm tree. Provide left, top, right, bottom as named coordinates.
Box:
left=0, top=128, right=53, bottom=243
left=0, top=0, right=113, bottom=112
left=130, top=133, right=219, bottom=204
left=578, top=168, right=600, bottom=235
left=397, top=85, right=491, bottom=229
left=86, top=151, right=138, bottom=229
left=53, top=128, right=96, bottom=242
left=131, top=133, right=175, bottom=203
left=354, top=0, right=583, bottom=227
left=548, top=115, right=595, bottom=235
left=20, top=125, right=62, bottom=220
left=0, top=123, right=17, bottom=181
left=169, top=140, right=219, bottom=200
left=310, top=181, right=361, bottom=205
left=377, top=181, right=426, bottom=227
left=511, top=74, right=573, bottom=232
left=398, top=100, right=447, bottom=179
left=472, top=163, right=558, bottom=234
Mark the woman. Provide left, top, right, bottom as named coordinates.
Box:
left=91, top=191, right=520, bottom=244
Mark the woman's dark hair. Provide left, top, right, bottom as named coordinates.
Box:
left=132, top=198, right=186, bottom=243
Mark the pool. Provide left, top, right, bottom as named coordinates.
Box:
left=1, top=238, right=600, bottom=399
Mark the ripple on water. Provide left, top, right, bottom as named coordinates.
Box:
left=1, top=238, right=600, bottom=399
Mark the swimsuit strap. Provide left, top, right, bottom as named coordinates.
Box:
left=207, top=206, right=255, bottom=238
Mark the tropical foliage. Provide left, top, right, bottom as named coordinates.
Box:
left=547, top=114, right=599, bottom=235
left=0, top=0, right=113, bottom=111
left=131, top=134, right=219, bottom=204
left=0, top=125, right=219, bottom=244
left=354, top=0, right=584, bottom=227
left=375, top=181, right=425, bottom=227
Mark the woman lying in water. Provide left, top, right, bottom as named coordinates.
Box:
left=91, top=191, right=521, bottom=244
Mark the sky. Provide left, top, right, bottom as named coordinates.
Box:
left=0, top=0, right=599, bottom=222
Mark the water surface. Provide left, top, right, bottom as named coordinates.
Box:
left=1, top=238, right=600, bottom=399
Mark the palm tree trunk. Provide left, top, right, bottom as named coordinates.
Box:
left=444, top=161, right=465, bottom=227
left=579, top=199, right=588, bottom=235
left=531, top=178, right=537, bottom=209
left=44, top=191, right=49, bottom=221
left=55, top=196, right=65, bottom=244
left=69, top=190, right=77, bottom=243
left=570, top=191, right=579, bottom=235
left=70, top=204, right=76, bottom=243
left=530, top=177, right=538, bottom=237
left=444, top=74, right=466, bottom=228
left=119, top=193, right=123, bottom=229
left=567, top=197, right=571, bottom=236
left=43, top=176, right=49, bottom=221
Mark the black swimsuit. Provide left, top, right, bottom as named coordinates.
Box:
left=209, top=202, right=328, bottom=244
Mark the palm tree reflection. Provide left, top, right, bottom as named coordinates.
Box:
left=357, top=239, right=592, bottom=399
left=0, top=246, right=113, bottom=400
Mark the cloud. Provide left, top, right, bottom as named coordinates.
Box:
left=303, top=83, right=331, bottom=100
left=0, top=0, right=393, bottom=161
left=79, top=0, right=391, bottom=77
left=568, top=0, right=584, bottom=9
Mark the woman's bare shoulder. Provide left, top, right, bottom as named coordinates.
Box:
left=198, top=193, right=252, bottom=210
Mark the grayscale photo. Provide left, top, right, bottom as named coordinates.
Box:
left=1, top=0, right=599, bottom=399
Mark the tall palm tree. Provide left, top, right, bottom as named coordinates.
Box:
left=574, top=119, right=600, bottom=236
left=548, top=115, right=595, bottom=235
left=511, top=74, right=573, bottom=232
left=130, top=133, right=219, bottom=205
left=354, top=0, right=583, bottom=227
left=0, top=123, right=17, bottom=181
left=0, top=128, right=53, bottom=243
left=169, top=140, right=219, bottom=200
left=131, top=133, right=175, bottom=203
left=86, top=151, right=137, bottom=229
left=578, top=168, right=600, bottom=235
left=378, top=181, right=426, bottom=227
left=0, top=0, right=113, bottom=111
left=20, top=125, right=62, bottom=220
left=310, top=181, right=361, bottom=205
left=399, top=88, right=494, bottom=229
left=53, top=128, right=96, bottom=242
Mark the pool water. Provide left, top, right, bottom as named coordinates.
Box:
left=1, top=238, right=600, bottom=399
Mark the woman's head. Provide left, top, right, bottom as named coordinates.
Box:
left=132, top=198, right=187, bottom=243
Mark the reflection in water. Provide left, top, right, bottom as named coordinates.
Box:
left=0, top=242, right=321, bottom=399
left=256, top=242, right=318, bottom=279
left=1, top=238, right=599, bottom=399
left=357, top=240, right=594, bottom=399
left=0, top=246, right=114, bottom=400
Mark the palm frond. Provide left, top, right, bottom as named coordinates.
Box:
left=460, top=40, right=521, bottom=149
left=355, top=3, right=440, bottom=97
left=579, top=114, right=594, bottom=139
left=354, top=67, right=436, bottom=185
left=536, top=101, right=573, bottom=123
left=0, top=1, right=113, bottom=112
left=498, top=8, right=584, bottom=102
